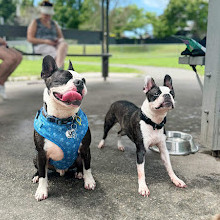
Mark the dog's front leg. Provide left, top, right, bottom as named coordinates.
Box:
left=136, top=146, right=150, bottom=197
left=81, top=128, right=96, bottom=190
left=158, top=140, right=186, bottom=188
left=35, top=150, right=48, bottom=201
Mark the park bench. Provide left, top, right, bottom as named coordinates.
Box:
left=0, top=25, right=111, bottom=79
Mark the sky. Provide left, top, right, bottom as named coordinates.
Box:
left=118, top=0, right=169, bottom=16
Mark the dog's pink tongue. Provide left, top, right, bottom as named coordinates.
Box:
left=62, top=91, right=82, bottom=102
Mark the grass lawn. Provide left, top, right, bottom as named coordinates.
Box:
left=10, top=44, right=205, bottom=78
left=11, top=59, right=140, bottom=77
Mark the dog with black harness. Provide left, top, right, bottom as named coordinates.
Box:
left=33, top=55, right=95, bottom=201
left=98, top=75, right=186, bottom=197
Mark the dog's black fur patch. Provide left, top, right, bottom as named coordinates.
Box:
left=146, top=86, right=162, bottom=102
left=102, top=100, right=146, bottom=164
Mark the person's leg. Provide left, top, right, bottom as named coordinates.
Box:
left=0, top=47, right=22, bottom=85
left=0, top=47, right=22, bottom=100
left=1, top=48, right=22, bottom=83
left=55, top=39, right=68, bottom=68
left=34, top=44, right=57, bottom=59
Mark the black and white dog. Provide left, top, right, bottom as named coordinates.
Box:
left=33, top=55, right=95, bottom=201
left=98, top=75, right=186, bottom=197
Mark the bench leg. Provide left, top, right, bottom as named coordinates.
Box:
left=102, top=56, right=109, bottom=80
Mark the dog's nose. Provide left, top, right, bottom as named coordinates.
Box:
left=163, top=94, right=170, bottom=98
left=74, top=79, right=84, bottom=87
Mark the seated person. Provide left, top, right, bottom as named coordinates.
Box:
left=0, top=38, right=22, bottom=100
left=27, top=0, right=68, bottom=68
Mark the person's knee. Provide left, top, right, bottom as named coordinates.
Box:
left=10, top=54, right=19, bottom=65
left=0, top=52, right=11, bottom=62
left=11, top=52, right=22, bottom=66
left=64, top=41, right=68, bottom=49
left=60, top=41, right=68, bottom=50
left=3, top=58, right=15, bottom=66
left=16, top=53, right=23, bottom=64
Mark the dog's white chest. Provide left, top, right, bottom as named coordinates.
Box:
left=139, top=120, right=165, bottom=148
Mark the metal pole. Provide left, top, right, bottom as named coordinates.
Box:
left=101, top=0, right=107, bottom=80
left=106, top=0, right=109, bottom=54
left=102, top=0, right=110, bottom=80
left=101, top=0, right=104, bottom=54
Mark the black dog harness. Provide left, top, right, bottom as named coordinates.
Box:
left=140, top=111, right=166, bottom=130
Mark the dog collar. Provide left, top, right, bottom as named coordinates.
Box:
left=41, top=107, right=80, bottom=125
left=140, top=111, right=166, bottom=130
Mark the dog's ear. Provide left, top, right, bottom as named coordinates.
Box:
left=143, top=76, right=156, bottom=93
left=164, top=74, right=175, bottom=98
left=41, top=55, right=58, bottom=79
left=68, top=60, right=75, bottom=71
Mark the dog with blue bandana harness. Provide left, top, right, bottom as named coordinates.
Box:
left=33, top=55, right=95, bottom=201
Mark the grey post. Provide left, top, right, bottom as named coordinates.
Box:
left=201, top=0, right=220, bottom=154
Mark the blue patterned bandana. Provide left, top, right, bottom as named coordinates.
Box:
left=34, top=108, right=88, bottom=170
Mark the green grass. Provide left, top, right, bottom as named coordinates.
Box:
left=10, top=44, right=205, bottom=78
left=11, top=58, right=140, bottom=77
left=67, top=44, right=204, bottom=73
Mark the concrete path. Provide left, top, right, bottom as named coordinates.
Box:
left=0, top=67, right=219, bottom=220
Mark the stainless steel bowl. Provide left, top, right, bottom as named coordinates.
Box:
left=149, top=131, right=199, bottom=155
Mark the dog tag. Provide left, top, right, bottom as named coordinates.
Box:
left=66, top=129, right=76, bottom=139
left=66, top=123, right=77, bottom=139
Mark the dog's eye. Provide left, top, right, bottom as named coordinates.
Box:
left=82, top=78, right=86, bottom=84
left=170, top=90, right=174, bottom=97
left=154, top=92, right=160, bottom=96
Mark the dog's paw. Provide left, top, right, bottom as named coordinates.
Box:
left=32, top=176, right=39, bottom=184
left=98, top=139, right=105, bottom=149
left=35, top=185, right=48, bottom=201
left=118, top=145, right=125, bottom=152
left=84, top=177, right=96, bottom=190
left=84, top=173, right=96, bottom=190
left=138, top=183, right=150, bottom=197
left=171, top=177, right=187, bottom=188
left=75, top=172, right=83, bottom=179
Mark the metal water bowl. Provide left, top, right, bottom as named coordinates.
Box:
left=150, top=131, right=199, bottom=155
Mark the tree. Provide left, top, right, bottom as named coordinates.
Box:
left=186, top=0, right=208, bottom=38
left=0, top=0, right=16, bottom=24
left=79, top=0, right=121, bottom=32
left=123, top=5, right=148, bottom=39
left=148, top=0, right=208, bottom=38
left=110, top=6, right=130, bottom=38
left=110, top=5, right=148, bottom=38
left=20, top=0, right=34, bottom=7
left=79, top=0, right=101, bottom=31
left=52, top=0, right=83, bottom=29
left=17, top=0, right=36, bottom=25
